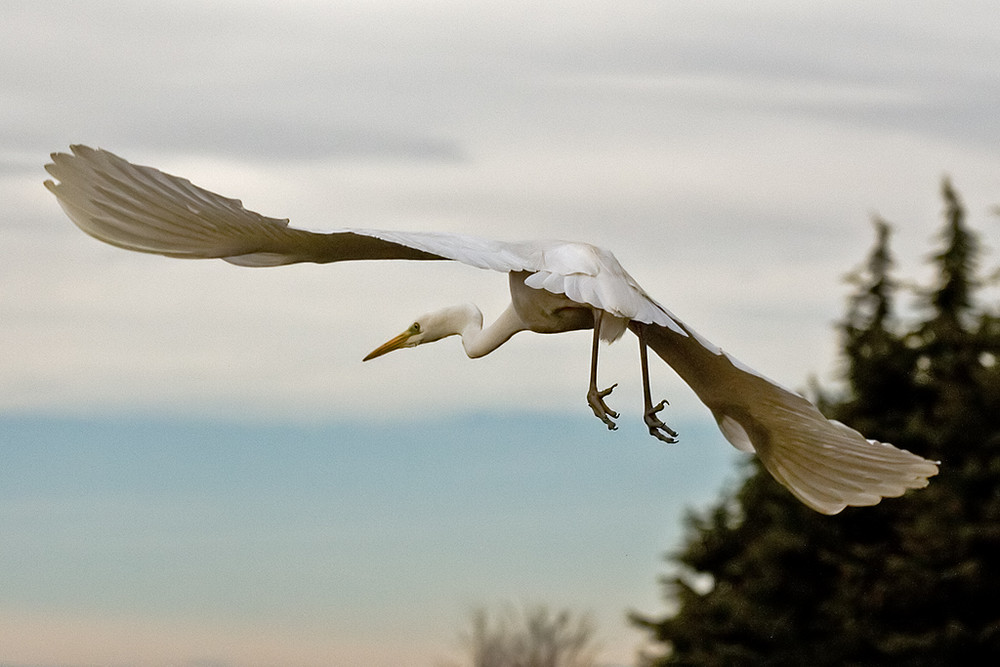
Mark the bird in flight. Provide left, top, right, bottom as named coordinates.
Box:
left=44, top=145, right=938, bottom=514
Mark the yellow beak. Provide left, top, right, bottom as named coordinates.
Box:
left=363, top=329, right=416, bottom=361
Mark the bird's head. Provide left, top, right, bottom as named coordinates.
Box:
left=363, top=305, right=480, bottom=361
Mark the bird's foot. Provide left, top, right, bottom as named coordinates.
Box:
left=587, top=383, right=619, bottom=431
left=645, top=399, right=678, bottom=444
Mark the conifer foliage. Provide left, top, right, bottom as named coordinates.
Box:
left=632, top=181, right=1000, bottom=665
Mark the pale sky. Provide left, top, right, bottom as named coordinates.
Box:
left=2, top=1, right=999, bottom=665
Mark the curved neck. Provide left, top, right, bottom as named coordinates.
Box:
left=460, top=304, right=527, bottom=359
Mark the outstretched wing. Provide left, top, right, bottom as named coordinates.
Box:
left=632, top=320, right=939, bottom=514
left=44, top=145, right=678, bottom=328
left=44, top=145, right=535, bottom=271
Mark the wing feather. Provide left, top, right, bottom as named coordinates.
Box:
left=45, top=146, right=470, bottom=265
left=633, top=320, right=939, bottom=514
left=44, top=146, right=676, bottom=326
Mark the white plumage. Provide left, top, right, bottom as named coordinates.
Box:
left=44, top=145, right=939, bottom=514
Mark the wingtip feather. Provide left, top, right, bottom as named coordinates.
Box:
left=754, top=413, right=939, bottom=514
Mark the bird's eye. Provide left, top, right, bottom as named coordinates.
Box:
left=411, top=322, right=421, bottom=333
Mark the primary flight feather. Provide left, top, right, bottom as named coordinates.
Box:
left=44, top=145, right=938, bottom=514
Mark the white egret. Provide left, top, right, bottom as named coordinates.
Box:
left=44, top=145, right=938, bottom=514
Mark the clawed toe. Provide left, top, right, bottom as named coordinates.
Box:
left=587, top=383, right=619, bottom=430
left=645, top=399, right=678, bottom=444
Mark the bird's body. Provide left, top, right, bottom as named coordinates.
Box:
left=44, top=145, right=939, bottom=514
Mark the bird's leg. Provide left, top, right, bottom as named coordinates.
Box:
left=638, top=324, right=678, bottom=443
left=586, top=310, right=619, bottom=430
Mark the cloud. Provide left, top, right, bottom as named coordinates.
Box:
left=3, top=0, right=1000, bottom=421
left=7, top=1, right=998, bottom=159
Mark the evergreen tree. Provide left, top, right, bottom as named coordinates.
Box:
left=929, top=178, right=979, bottom=329
left=839, top=217, right=919, bottom=440
left=632, top=180, right=1000, bottom=665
